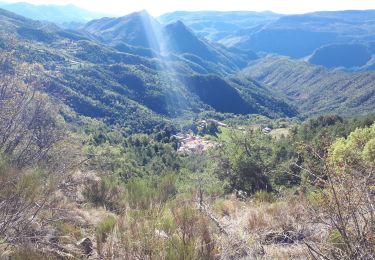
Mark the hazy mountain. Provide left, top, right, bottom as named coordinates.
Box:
left=83, top=11, right=163, bottom=50
left=227, top=10, right=375, bottom=59
left=164, top=21, right=220, bottom=61
left=242, top=55, right=375, bottom=117
left=0, top=2, right=106, bottom=25
left=83, top=11, right=258, bottom=71
left=161, top=10, right=375, bottom=70
left=308, top=43, right=373, bottom=69
left=158, top=11, right=281, bottom=42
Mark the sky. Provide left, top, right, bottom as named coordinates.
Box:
left=3, top=0, right=375, bottom=16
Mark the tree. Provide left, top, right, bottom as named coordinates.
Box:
left=216, top=129, right=272, bottom=193
left=305, top=123, right=375, bottom=259
left=0, top=40, right=79, bottom=252
left=329, top=123, right=375, bottom=168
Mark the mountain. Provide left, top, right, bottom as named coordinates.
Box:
left=83, top=11, right=258, bottom=72
left=161, top=10, right=375, bottom=71
left=83, top=11, right=162, bottom=50
left=242, top=55, right=375, bottom=117
left=163, top=20, right=258, bottom=70
left=308, top=43, right=372, bottom=69
left=0, top=9, right=296, bottom=132
left=158, top=11, right=281, bottom=42
left=225, top=10, right=375, bottom=59
left=0, top=2, right=106, bottom=25
left=2, top=7, right=374, bottom=126
left=164, top=21, right=224, bottom=62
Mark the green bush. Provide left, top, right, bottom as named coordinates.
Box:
left=96, top=215, right=117, bottom=243
left=253, top=190, right=276, bottom=203
left=125, top=173, right=177, bottom=209
left=83, top=177, right=125, bottom=213
left=327, top=229, right=345, bottom=249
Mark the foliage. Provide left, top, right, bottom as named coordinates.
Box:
left=213, top=114, right=375, bottom=194
left=96, top=215, right=117, bottom=243
left=125, top=173, right=177, bottom=210
left=303, top=123, right=375, bottom=259
left=83, top=176, right=126, bottom=213
left=215, top=129, right=273, bottom=193
left=0, top=160, right=53, bottom=243
left=329, top=122, right=375, bottom=168
left=0, top=47, right=69, bottom=169
left=252, top=190, right=276, bottom=203
left=84, top=122, right=181, bottom=179
left=95, top=215, right=117, bottom=255
left=0, top=39, right=79, bottom=255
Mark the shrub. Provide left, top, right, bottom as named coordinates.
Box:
left=305, top=123, right=375, bottom=259
left=253, top=190, right=276, bottom=203
left=56, top=222, right=82, bottom=242
left=215, top=129, right=273, bottom=194
left=125, top=174, right=177, bottom=210
left=213, top=198, right=234, bottom=216
left=96, top=215, right=117, bottom=244
left=83, top=177, right=125, bottom=213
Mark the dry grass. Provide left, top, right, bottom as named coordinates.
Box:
left=265, top=244, right=308, bottom=260
left=5, top=168, right=330, bottom=260
left=213, top=198, right=236, bottom=217
left=248, top=211, right=268, bottom=231
left=216, top=192, right=316, bottom=259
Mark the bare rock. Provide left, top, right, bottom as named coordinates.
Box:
left=77, top=237, right=93, bottom=256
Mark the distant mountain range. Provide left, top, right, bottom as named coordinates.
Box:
left=2, top=3, right=375, bottom=70
left=0, top=4, right=374, bottom=131
left=161, top=10, right=375, bottom=71
left=158, top=11, right=282, bottom=42
left=0, top=2, right=106, bottom=26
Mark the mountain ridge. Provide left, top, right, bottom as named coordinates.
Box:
left=0, top=8, right=296, bottom=132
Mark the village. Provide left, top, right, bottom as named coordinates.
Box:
left=174, top=119, right=277, bottom=155
left=175, top=133, right=216, bottom=155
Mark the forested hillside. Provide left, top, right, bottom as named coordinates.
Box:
left=243, top=55, right=375, bottom=117
left=0, top=8, right=296, bottom=132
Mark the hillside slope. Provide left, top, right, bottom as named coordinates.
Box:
left=242, top=56, right=375, bottom=117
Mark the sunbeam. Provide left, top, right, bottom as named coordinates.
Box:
left=138, top=10, right=192, bottom=120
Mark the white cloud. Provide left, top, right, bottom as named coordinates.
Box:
left=4, top=0, right=375, bottom=16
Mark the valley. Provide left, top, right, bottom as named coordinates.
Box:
left=0, top=3, right=374, bottom=259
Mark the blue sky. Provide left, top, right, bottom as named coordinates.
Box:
left=4, top=0, right=375, bottom=16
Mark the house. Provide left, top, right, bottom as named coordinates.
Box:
left=262, top=127, right=272, bottom=133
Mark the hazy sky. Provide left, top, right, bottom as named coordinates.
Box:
left=4, top=0, right=375, bottom=16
